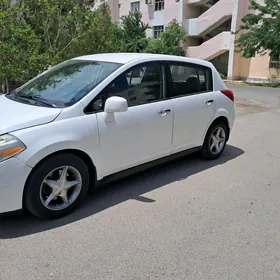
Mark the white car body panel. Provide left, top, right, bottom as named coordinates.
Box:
left=97, top=100, right=173, bottom=177
left=0, top=95, right=61, bottom=135
left=171, top=92, right=216, bottom=151
left=13, top=112, right=101, bottom=177
left=0, top=158, right=32, bottom=213
left=0, top=53, right=235, bottom=213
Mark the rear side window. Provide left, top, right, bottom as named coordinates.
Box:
left=167, top=62, right=213, bottom=98
left=198, top=66, right=213, bottom=92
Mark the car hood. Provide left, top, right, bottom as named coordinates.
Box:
left=0, top=95, right=62, bottom=135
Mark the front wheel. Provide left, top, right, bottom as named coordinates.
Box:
left=24, top=153, right=89, bottom=220
left=201, top=122, right=229, bottom=160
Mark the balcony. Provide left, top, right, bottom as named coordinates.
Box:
left=187, top=31, right=231, bottom=61
left=185, top=0, right=208, bottom=5
left=185, top=0, right=219, bottom=7
left=185, top=0, right=234, bottom=36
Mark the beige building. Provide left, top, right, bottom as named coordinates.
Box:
left=97, top=0, right=280, bottom=82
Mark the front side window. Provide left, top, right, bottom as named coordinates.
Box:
left=89, top=62, right=164, bottom=112
left=7, top=60, right=121, bottom=108
left=167, top=62, right=213, bottom=97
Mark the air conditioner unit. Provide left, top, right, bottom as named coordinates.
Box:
left=145, top=0, right=153, bottom=6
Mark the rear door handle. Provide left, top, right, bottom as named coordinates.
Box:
left=158, top=109, right=171, bottom=115
left=205, top=100, right=214, bottom=105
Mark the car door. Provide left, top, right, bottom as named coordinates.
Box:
left=165, top=62, right=215, bottom=152
left=89, top=61, right=173, bottom=177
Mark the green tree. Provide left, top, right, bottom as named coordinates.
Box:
left=0, top=0, right=43, bottom=92
left=235, top=0, right=280, bottom=59
left=16, top=0, right=100, bottom=65
left=1, top=0, right=119, bottom=89
left=117, top=11, right=150, bottom=52
left=145, top=20, right=187, bottom=56
left=75, top=2, right=122, bottom=55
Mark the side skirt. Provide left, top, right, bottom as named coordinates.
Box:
left=97, top=146, right=201, bottom=186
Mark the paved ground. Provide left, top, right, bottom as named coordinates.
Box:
left=1, top=85, right=280, bottom=280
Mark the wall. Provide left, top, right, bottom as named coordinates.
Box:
left=231, top=0, right=277, bottom=81
left=118, top=0, right=180, bottom=37
left=119, top=0, right=154, bottom=37
left=93, top=0, right=119, bottom=20
left=211, top=52, right=229, bottom=76
left=107, top=0, right=120, bottom=21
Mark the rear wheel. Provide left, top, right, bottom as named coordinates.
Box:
left=24, top=153, right=89, bottom=220
left=202, top=122, right=229, bottom=160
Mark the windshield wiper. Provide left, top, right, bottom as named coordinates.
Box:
left=18, top=95, right=57, bottom=108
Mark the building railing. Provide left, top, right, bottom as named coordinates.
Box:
left=270, top=56, right=280, bottom=68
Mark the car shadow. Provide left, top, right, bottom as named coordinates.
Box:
left=0, top=145, right=244, bottom=239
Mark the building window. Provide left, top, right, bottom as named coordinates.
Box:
left=153, top=25, right=164, bottom=38
left=270, top=55, right=280, bottom=68
left=131, top=1, right=140, bottom=12
left=155, top=0, right=164, bottom=11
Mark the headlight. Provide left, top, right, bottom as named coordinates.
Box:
left=0, top=134, right=26, bottom=162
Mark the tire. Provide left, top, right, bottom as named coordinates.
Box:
left=24, top=153, right=89, bottom=220
left=201, top=121, right=229, bottom=160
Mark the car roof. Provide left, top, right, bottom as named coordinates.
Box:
left=73, top=53, right=213, bottom=68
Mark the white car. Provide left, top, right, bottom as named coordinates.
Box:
left=0, top=53, right=235, bottom=219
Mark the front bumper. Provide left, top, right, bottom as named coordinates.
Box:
left=0, top=158, right=32, bottom=213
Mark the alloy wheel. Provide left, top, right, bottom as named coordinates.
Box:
left=40, top=166, right=82, bottom=211
left=209, top=127, right=226, bottom=155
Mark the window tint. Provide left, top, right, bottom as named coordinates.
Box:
left=198, top=66, right=213, bottom=92
left=167, top=62, right=213, bottom=97
left=89, top=62, right=163, bottom=111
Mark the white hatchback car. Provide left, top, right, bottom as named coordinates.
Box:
left=0, top=53, right=235, bottom=219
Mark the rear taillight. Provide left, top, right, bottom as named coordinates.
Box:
left=221, top=89, right=234, bottom=102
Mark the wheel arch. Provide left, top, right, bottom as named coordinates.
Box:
left=24, top=149, right=97, bottom=193
left=204, top=116, right=230, bottom=142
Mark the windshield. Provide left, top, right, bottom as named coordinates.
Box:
left=7, top=60, right=122, bottom=108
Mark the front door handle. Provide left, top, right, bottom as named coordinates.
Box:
left=158, top=109, right=171, bottom=115
left=205, top=100, right=214, bottom=105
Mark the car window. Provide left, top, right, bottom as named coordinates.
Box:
left=198, top=66, right=213, bottom=92
left=167, top=62, right=213, bottom=97
left=88, top=62, right=164, bottom=111
left=125, top=66, right=146, bottom=85
left=8, top=60, right=122, bottom=108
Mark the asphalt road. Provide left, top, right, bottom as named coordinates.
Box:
left=1, top=84, right=280, bottom=280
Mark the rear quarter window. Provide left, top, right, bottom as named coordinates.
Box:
left=166, top=62, right=213, bottom=97
left=198, top=66, right=213, bottom=92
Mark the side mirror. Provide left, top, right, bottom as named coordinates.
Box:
left=104, top=96, right=128, bottom=113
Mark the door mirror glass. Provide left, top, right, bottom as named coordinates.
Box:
left=104, top=96, right=128, bottom=113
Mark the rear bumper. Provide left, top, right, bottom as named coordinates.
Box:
left=0, top=158, right=32, bottom=213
